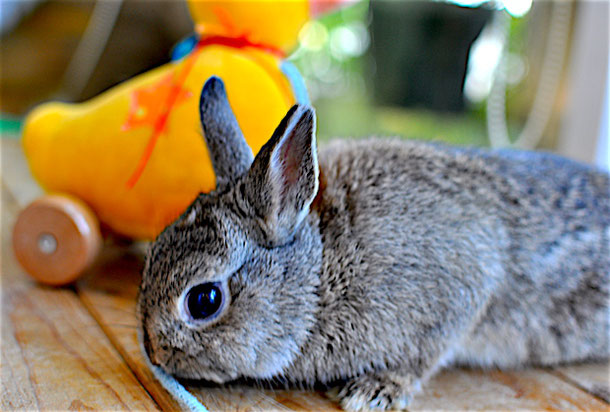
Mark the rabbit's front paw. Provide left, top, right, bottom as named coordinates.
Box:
left=336, top=371, right=419, bottom=411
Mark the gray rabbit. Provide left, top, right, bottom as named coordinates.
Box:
left=138, top=76, right=609, bottom=411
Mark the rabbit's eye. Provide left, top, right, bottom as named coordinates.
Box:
left=184, top=282, right=224, bottom=321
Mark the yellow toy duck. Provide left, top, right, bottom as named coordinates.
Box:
left=16, top=0, right=353, bottom=284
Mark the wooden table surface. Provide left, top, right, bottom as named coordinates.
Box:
left=2, top=137, right=609, bottom=411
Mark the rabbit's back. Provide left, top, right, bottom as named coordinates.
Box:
left=311, top=139, right=609, bottom=372
left=453, top=146, right=609, bottom=367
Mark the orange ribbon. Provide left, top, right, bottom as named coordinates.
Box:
left=126, top=35, right=286, bottom=188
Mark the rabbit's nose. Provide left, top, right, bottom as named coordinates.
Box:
left=142, top=324, right=170, bottom=366
left=150, top=345, right=171, bottom=366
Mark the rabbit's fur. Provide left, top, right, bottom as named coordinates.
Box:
left=138, top=77, right=609, bottom=411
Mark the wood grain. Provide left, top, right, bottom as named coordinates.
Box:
left=553, top=362, right=610, bottom=403
left=410, top=367, right=609, bottom=411
left=76, top=246, right=183, bottom=411
left=186, top=385, right=343, bottom=411
left=1, top=185, right=160, bottom=411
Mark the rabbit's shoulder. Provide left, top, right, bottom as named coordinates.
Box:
left=316, top=138, right=518, bottom=214
left=313, top=137, right=510, bottom=292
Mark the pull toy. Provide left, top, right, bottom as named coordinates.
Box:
left=14, top=0, right=354, bottom=285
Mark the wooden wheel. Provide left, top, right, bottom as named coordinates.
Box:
left=12, top=194, right=102, bottom=286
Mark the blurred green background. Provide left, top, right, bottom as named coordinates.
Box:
left=288, top=0, right=534, bottom=147
left=0, top=0, right=565, bottom=151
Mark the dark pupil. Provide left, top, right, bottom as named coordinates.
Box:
left=186, top=282, right=223, bottom=320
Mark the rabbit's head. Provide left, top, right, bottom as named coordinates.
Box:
left=137, top=77, right=322, bottom=382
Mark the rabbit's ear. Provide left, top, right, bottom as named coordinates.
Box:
left=199, top=76, right=254, bottom=187
left=246, top=104, right=319, bottom=245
